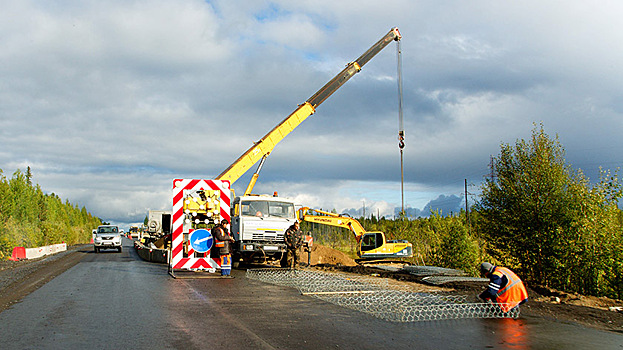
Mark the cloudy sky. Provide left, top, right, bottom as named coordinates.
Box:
left=2, top=1, right=622, bottom=227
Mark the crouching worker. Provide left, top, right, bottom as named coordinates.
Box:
left=213, top=219, right=235, bottom=276
left=479, top=262, right=528, bottom=312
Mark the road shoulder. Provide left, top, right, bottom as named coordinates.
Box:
left=0, top=245, right=89, bottom=313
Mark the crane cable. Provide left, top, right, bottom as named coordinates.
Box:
left=397, top=38, right=406, bottom=217
left=397, top=39, right=405, bottom=150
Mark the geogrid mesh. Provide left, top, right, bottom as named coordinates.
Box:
left=422, top=276, right=490, bottom=285
left=245, top=268, right=389, bottom=294
left=246, top=268, right=520, bottom=322
left=402, top=265, right=466, bottom=276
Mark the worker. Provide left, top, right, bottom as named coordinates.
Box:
left=255, top=211, right=263, bottom=217
left=212, top=219, right=235, bottom=277
left=283, top=221, right=303, bottom=268
left=479, top=262, right=529, bottom=312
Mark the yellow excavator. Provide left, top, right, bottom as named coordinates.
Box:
left=299, top=207, right=413, bottom=261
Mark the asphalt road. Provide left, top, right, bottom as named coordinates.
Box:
left=0, top=238, right=622, bottom=349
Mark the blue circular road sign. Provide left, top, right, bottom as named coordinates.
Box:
left=189, top=229, right=213, bottom=253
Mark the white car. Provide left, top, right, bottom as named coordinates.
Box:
left=93, top=225, right=122, bottom=253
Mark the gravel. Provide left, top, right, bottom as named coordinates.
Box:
left=0, top=244, right=89, bottom=291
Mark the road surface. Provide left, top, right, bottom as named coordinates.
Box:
left=0, top=238, right=622, bottom=349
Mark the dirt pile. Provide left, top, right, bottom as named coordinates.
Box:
left=304, top=244, right=357, bottom=266
left=530, top=285, right=623, bottom=311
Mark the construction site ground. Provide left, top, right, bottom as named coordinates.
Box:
left=1, top=243, right=622, bottom=334
left=297, top=244, right=623, bottom=333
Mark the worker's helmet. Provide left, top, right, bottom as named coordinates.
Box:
left=480, top=262, right=494, bottom=276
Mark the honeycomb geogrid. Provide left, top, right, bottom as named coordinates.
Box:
left=246, top=268, right=519, bottom=322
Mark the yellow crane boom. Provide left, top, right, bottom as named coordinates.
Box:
left=215, top=28, right=402, bottom=193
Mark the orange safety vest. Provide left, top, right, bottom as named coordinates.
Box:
left=493, top=266, right=529, bottom=312
left=213, top=227, right=225, bottom=248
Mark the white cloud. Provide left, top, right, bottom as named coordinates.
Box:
left=2, top=1, right=623, bottom=226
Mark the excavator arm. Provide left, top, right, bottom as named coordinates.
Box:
left=300, top=207, right=414, bottom=260
left=299, top=207, right=367, bottom=242
left=216, top=28, right=402, bottom=191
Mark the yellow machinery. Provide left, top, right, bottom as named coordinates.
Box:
left=204, top=28, right=403, bottom=265
left=128, top=225, right=141, bottom=240
left=215, top=28, right=402, bottom=195
left=299, top=207, right=413, bottom=261
left=182, top=190, right=221, bottom=222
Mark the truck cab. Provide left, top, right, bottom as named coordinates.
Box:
left=128, top=225, right=141, bottom=240
left=230, top=195, right=297, bottom=265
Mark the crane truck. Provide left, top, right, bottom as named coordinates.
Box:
left=183, top=28, right=402, bottom=267
left=300, top=207, right=413, bottom=261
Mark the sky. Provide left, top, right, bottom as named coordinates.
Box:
left=2, top=1, right=623, bottom=228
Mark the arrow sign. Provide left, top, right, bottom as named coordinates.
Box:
left=189, top=229, right=213, bottom=253
left=194, top=236, right=210, bottom=245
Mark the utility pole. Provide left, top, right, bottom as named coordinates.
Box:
left=362, top=200, right=366, bottom=219
left=464, top=179, right=471, bottom=230
left=466, top=178, right=483, bottom=262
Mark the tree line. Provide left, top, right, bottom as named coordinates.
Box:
left=302, top=125, right=623, bottom=299
left=0, top=167, right=102, bottom=259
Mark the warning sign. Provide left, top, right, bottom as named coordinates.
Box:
left=170, top=179, right=231, bottom=271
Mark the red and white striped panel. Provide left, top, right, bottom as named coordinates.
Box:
left=170, top=179, right=231, bottom=270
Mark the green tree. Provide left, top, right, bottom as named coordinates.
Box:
left=475, top=124, right=623, bottom=297
left=437, top=216, right=479, bottom=274
left=0, top=167, right=103, bottom=258
left=565, top=169, right=623, bottom=297
left=0, top=169, right=9, bottom=221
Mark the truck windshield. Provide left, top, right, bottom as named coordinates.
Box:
left=240, top=200, right=295, bottom=219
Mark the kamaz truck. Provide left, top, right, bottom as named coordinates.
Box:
left=229, top=194, right=297, bottom=265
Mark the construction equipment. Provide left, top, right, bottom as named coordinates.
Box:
left=216, top=27, right=402, bottom=195
left=299, top=207, right=413, bottom=260
left=128, top=225, right=141, bottom=240
left=144, top=210, right=172, bottom=243
left=205, top=28, right=403, bottom=266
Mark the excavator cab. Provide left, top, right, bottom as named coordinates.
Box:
left=360, top=232, right=384, bottom=252
left=357, top=229, right=413, bottom=260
